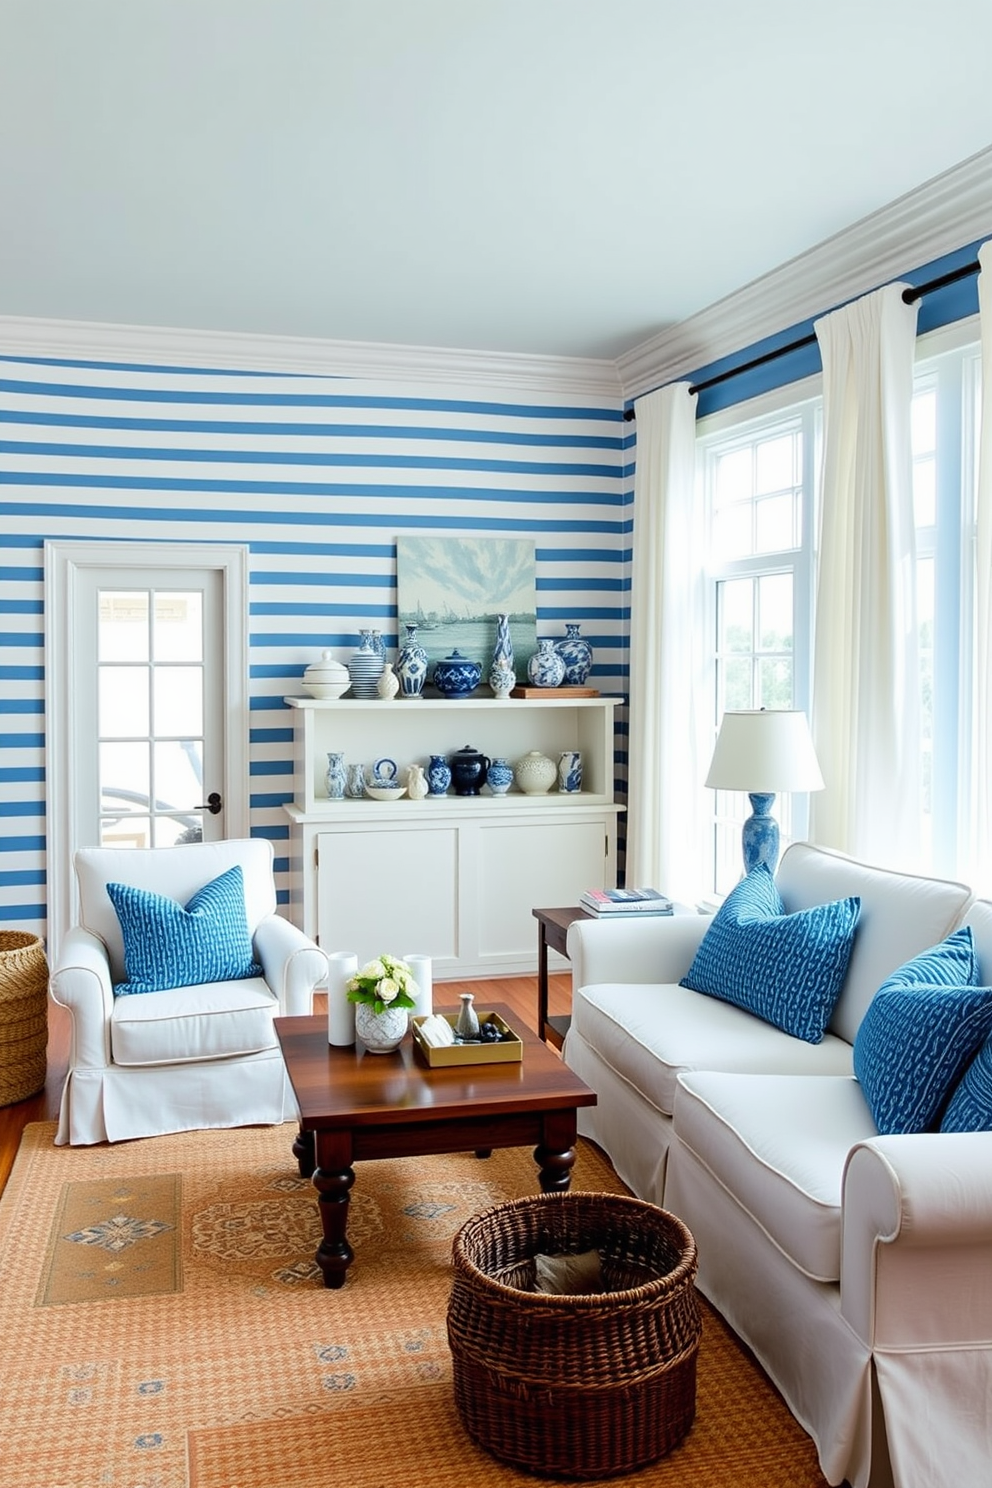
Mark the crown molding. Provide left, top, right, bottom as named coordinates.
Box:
left=617, top=145, right=992, bottom=402
left=0, top=315, right=624, bottom=404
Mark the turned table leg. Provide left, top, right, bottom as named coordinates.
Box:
left=312, top=1131, right=356, bottom=1288
left=535, top=1109, right=579, bottom=1192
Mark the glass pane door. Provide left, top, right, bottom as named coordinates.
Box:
left=97, top=589, right=208, bottom=848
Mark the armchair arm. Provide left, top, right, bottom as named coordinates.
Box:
left=48, top=926, right=114, bottom=1071
left=566, top=913, right=711, bottom=992
left=841, top=1133, right=992, bottom=1348
left=253, top=913, right=328, bottom=1017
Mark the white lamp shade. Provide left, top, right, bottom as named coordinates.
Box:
left=705, top=710, right=824, bottom=794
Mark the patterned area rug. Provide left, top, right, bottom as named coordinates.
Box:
left=0, top=1121, right=829, bottom=1488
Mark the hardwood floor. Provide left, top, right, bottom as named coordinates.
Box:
left=0, top=972, right=573, bottom=1197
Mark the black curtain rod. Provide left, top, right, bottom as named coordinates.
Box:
left=622, top=258, right=982, bottom=420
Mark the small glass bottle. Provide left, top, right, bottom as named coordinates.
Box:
left=455, top=992, right=480, bottom=1039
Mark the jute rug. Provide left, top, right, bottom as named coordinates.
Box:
left=0, top=1121, right=829, bottom=1488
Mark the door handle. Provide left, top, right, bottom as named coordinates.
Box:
left=195, top=792, right=223, bottom=815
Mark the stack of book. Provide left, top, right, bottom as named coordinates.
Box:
left=579, top=888, right=673, bottom=917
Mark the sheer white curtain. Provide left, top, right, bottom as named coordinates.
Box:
left=809, top=283, right=922, bottom=867
left=625, top=382, right=708, bottom=903
left=973, top=240, right=992, bottom=886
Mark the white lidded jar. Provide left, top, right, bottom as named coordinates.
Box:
left=302, top=650, right=350, bottom=699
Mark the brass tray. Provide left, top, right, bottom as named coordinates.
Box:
left=411, top=1011, right=523, bottom=1067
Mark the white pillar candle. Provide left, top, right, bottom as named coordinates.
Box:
left=326, top=951, right=358, bottom=1046
left=403, top=953, right=433, bottom=1020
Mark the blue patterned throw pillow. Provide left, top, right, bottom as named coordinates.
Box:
left=853, top=929, right=992, bottom=1134
left=941, top=1034, right=992, bottom=1131
left=679, top=864, right=861, bottom=1044
left=107, top=865, right=262, bottom=997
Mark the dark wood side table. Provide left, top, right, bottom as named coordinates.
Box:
left=532, top=905, right=593, bottom=1050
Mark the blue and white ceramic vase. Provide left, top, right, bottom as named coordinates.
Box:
left=556, top=623, right=593, bottom=686
left=325, top=751, right=347, bottom=800
left=491, top=613, right=514, bottom=673
left=486, top=757, right=514, bottom=796
left=489, top=661, right=515, bottom=700
left=370, top=629, right=386, bottom=660
left=396, top=623, right=429, bottom=698
left=527, top=637, right=566, bottom=688
left=426, top=754, right=452, bottom=797
left=348, top=631, right=385, bottom=698
left=345, top=761, right=367, bottom=798
left=558, top=750, right=583, bottom=793
left=432, top=650, right=482, bottom=699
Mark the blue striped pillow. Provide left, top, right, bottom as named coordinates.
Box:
left=679, top=864, right=861, bottom=1044
left=853, top=929, right=992, bottom=1134
left=941, top=1035, right=992, bottom=1131
left=107, top=866, right=262, bottom=997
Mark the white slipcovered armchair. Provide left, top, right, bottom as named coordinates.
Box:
left=49, top=838, right=327, bottom=1145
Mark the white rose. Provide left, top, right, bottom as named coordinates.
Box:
left=378, top=977, right=399, bottom=1003
left=362, top=959, right=386, bottom=981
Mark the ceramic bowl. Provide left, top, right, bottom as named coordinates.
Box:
left=365, top=784, right=408, bottom=802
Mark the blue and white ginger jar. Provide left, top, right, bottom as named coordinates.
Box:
left=432, top=650, right=482, bottom=699
left=527, top=637, right=566, bottom=688
left=556, top=623, right=593, bottom=686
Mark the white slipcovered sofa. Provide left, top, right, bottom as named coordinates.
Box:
left=563, top=843, right=992, bottom=1488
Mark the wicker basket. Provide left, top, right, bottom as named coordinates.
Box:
left=447, top=1191, right=701, bottom=1479
left=0, top=932, right=49, bottom=1107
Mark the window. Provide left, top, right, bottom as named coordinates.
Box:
left=698, top=391, right=820, bottom=896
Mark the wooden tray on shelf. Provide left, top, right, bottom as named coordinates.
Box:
left=509, top=686, right=599, bottom=698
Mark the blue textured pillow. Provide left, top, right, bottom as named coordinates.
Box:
left=107, top=866, right=261, bottom=997
left=679, top=864, right=861, bottom=1044
left=853, top=930, right=992, bottom=1135
left=874, top=925, right=979, bottom=991
left=941, top=1034, right=992, bottom=1131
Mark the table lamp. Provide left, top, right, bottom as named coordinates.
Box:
left=705, top=709, right=824, bottom=875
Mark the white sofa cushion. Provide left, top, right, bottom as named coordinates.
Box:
left=775, top=844, right=973, bottom=1045
left=571, top=982, right=854, bottom=1117
left=110, top=977, right=280, bottom=1066
left=675, top=1070, right=879, bottom=1281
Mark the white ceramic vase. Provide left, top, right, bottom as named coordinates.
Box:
left=514, top=750, right=557, bottom=795
left=355, top=1001, right=408, bottom=1053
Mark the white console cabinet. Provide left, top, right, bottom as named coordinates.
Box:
left=282, top=694, right=621, bottom=978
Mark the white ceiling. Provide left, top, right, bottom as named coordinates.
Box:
left=3, top=0, right=992, bottom=362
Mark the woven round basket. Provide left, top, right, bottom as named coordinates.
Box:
left=0, top=931, right=49, bottom=1107
left=447, top=1190, right=701, bottom=1479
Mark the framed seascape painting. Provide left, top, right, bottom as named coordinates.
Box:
left=396, top=536, right=537, bottom=681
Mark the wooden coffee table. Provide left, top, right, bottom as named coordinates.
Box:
left=275, top=1003, right=597, bottom=1289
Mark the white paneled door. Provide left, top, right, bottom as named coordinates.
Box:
left=45, top=543, right=249, bottom=956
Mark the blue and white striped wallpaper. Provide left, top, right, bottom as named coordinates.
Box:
left=0, top=355, right=631, bottom=940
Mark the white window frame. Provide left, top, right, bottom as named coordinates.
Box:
left=696, top=376, right=822, bottom=895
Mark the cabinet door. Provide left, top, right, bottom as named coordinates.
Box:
left=477, top=817, right=608, bottom=960
left=316, top=825, right=459, bottom=970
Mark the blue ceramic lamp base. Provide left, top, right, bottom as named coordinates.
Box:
left=741, top=792, right=780, bottom=875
